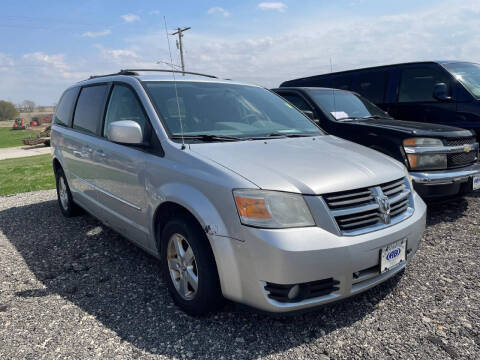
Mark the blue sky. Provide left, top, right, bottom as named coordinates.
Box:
left=1, top=0, right=479, bottom=104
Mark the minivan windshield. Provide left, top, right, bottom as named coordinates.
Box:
left=443, top=62, right=480, bottom=99
left=143, top=81, right=323, bottom=141
left=308, top=89, right=392, bottom=121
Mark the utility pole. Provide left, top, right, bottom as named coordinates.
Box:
left=171, top=27, right=191, bottom=73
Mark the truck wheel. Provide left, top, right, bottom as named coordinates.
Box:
left=55, top=168, right=82, bottom=217
left=161, top=216, right=224, bottom=315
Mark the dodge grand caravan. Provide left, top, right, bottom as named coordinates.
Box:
left=51, top=70, right=426, bottom=315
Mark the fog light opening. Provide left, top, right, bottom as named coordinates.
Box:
left=287, top=284, right=300, bottom=300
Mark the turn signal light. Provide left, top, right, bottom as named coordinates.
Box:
left=234, top=196, right=272, bottom=219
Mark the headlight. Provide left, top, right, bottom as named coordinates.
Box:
left=403, top=138, right=443, bottom=147
left=406, top=153, right=447, bottom=170
left=403, top=138, right=447, bottom=170
left=233, top=189, right=315, bottom=228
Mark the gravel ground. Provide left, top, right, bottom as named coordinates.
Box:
left=0, top=190, right=479, bottom=359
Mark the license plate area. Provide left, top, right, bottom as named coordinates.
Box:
left=380, top=239, right=407, bottom=274
left=473, top=175, right=480, bottom=191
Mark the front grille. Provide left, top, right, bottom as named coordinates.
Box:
left=264, top=278, right=340, bottom=303
left=445, top=136, right=476, bottom=147
left=447, top=150, right=478, bottom=168
left=323, top=177, right=411, bottom=234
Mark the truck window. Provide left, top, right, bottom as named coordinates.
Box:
left=332, top=74, right=353, bottom=90
left=72, top=85, right=108, bottom=135
left=281, top=94, right=313, bottom=112
left=398, top=66, right=450, bottom=102
left=54, top=87, right=79, bottom=127
left=357, top=71, right=388, bottom=103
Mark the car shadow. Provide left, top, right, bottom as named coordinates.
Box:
left=1, top=199, right=406, bottom=359
left=425, top=191, right=477, bottom=226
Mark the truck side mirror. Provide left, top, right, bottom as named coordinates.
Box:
left=433, top=82, right=452, bottom=101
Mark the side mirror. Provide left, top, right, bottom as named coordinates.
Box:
left=433, top=82, right=452, bottom=101
left=302, top=110, right=315, bottom=120
left=107, top=120, right=143, bottom=145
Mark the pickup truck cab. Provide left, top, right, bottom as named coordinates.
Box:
left=273, top=87, right=480, bottom=199
left=280, top=61, right=480, bottom=141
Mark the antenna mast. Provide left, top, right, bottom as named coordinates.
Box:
left=164, top=17, right=186, bottom=150
left=171, top=27, right=191, bottom=74
left=330, top=57, right=336, bottom=118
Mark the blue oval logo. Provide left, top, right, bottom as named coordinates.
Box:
left=386, top=248, right=401, bottom=261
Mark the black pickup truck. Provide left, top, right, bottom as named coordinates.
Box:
left=272, top=87, right=480, bottom=199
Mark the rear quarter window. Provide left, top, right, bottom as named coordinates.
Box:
left=72, top=84, right=109, bottom=135
left=356, top=70, right=388, bottom=103
left=54, top=87, right=80, bottom=127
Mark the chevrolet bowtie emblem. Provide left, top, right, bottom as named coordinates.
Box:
left=464, top=145, right=472, bottom=153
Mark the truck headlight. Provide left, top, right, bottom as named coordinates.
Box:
left=233, top=189, right=315, bottom=228
left=403, top=138, right=447, bottom=170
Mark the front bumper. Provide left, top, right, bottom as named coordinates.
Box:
left=211, top=192, right=426, bottom=313
left=410, top=162, right=480, bottom=198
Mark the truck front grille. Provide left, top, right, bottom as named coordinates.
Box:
left=323, top=177, right=412, bottom=235
left=445, top=136, right=478, bottom=168
left=445, top=136, right=476, bottom=147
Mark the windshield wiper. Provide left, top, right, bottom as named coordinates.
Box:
left=336, top=116, right=363, bottom=122
left=360, top=115, right=390, bottom=120
left=171, top=134, right=244, bottom=142
left=249, top=133, right=316, bottom=140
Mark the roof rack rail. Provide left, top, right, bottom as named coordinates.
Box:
left=88, top=69, right=218, bottom=80
left=120, top=69, right=218, bottom=79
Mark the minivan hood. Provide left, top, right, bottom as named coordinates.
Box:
left=190, top=136, right=405, bottom=195
left=352, top=118, right=473, bottom=137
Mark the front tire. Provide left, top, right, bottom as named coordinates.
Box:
left=55, top=168, right=81, bottom=217
left=161, top=216, right=223, bottom=315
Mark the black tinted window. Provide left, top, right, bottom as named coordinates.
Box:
left=54, top=87, right=79, bottom=127
left=281, top=94, right=312, bottom=112
left=104, top=84, right=149, bottom=138
left=357, top=71, right=387, bottom=103
left=398, top=66, right=450, bottom=102
left=332, top=74, right=353, bottom=90
left=73, top=85, right=108, bottom=135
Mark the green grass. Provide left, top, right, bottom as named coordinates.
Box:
left=0, top=127, right=38, bottom=148
left=0, top=154, right=55, bottom=196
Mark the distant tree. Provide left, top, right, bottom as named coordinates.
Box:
left=22, top=100, right=36, bottom=112
left=0, top=100, right=19, bottom=121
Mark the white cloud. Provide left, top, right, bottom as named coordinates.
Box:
left=81, top=29, right=111, bottom=38
left=121, top=14, right=140, bottom=23
left=207, top=7, right=231, bottom=17
left=257, top=2, right=287, bottom=12
left=3, top=0, right=480, bottom=105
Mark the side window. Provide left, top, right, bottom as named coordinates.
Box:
left=54, top=87, right=79, bottom=127
left=104, top=84, right=149, bottom=139
left=73, top=85, right=108, bottom=135
left=357, top=71, right=388, bottom=103
left=332, top=74, right=353, bottom=90
left=398, top=66, right=450, bottom=102
left=281, top=94, right=313, bottom=112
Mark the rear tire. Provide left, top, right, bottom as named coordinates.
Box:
left=160, top=216, right=224, bottom=315
left=55, top=168, right=82, bottom=217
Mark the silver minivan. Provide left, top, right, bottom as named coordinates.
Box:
left=51, top=70, right=426, bottom=315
